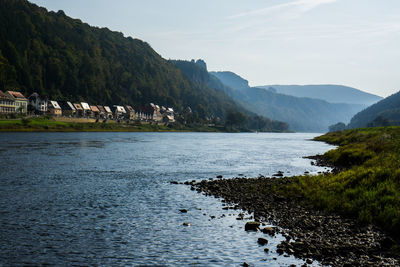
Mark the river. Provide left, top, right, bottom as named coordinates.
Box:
left=0, top=132, right=334, bottom=266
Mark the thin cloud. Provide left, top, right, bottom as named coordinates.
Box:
left=228, top=0, right=338, bottom=20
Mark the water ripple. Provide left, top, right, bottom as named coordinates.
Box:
left=0, top=132, right=333, bottom=266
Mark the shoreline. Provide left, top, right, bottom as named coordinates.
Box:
left=192, top=177, right=399, bottom=266
left=0, top=117, right=293, bottom=133
left=190, top=128, right=400, bottom=266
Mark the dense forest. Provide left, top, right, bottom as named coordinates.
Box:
left=0, top=0, right=289, bottom=132
left=348, top=90, right=400, bottom=128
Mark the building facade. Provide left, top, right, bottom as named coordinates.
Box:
left=0, top=90, right=15, bottom=114
left=6, top=91, right=27, bottom=114
left=28, top=93, right=48, bottom=114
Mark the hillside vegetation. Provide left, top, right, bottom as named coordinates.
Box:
left=349, top=91, right=400, bottom=128
left=282, top=127, right=400, bottom=238
left=0, top=0, right=286, bottom=132
left=171, top=60, right=288, bottom=132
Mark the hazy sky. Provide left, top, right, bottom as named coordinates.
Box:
left=30, top=0, right=400, bottom=97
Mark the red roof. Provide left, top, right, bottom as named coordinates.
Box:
left=90, top=105, right=100, bottom=112
left=6, top=91, right=27, bottom=100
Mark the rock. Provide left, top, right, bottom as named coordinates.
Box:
left=183, top=222, right=190, bottom=226
left=243, top=262, right=249, bottom=267
left=264, top=248, right=269, bottom=253
left=245, top=221, right=260, bottom=231
left=277, top=248, right=284, bottom=255
left=306, top=258, right=313, bottom=264
left=257, top=237, right=269, bottom=245
left=170, top=181, right=179, bottom=184
left=179, top=209, right=188, bottom=213
left=272, top=173, right=284, bottom=177
left=262, top=227, right=277, bottom=236
left=216, top=175, right=223, bottom=178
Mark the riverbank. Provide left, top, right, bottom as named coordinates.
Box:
left=192, top=127, right=400, bottom=266
left=0, top=117, right=221, bottom=132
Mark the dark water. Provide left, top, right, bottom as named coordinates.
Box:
left=0, top=132, right=334, bottom=266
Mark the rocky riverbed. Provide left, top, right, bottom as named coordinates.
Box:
left=189, top=177, right=400, bottom=266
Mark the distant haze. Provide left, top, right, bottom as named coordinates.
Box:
left=29, top=0, right=400, bottom=97
left=259, top=85, right=383, bottom=106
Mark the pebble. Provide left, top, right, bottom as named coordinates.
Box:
left=191, top=177, right=400, bottom=266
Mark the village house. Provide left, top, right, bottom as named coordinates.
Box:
left=80, top=102, right=91, bottom=117
left=135, top=106, right=144, bottom=120
left=150, top=103, right=163, bottom=122
left=145, top=105, right=155, bottom=121
left=125, top=105, right=135, bottom=120
left=28, top=93, right=48, bottom=114
left=48, top=100, right=62, bottom=116
left=97, top=105, right=106, bottom=119
left=59, top=101, right=76, bottom=117
left=73, top=103, right=84, bottom=117
left=0, top=90, right=16, bottom=114
left=112, top=105, right=126, bottom=120
left=90, top=105, right=100, bottom=118
left=6, top=91, right=27, bottom=114
left=163, top=107, right=175, bottom=123
left=104, top=106, right=113, bottom=119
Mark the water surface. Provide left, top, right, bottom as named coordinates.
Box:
left=0, top=132, right=334, bottom=266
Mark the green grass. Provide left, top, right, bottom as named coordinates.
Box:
left=0, top=117, right=221, bottom=132
left=279, top=127, right=400, bottom=238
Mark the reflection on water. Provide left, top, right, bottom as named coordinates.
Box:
left=0, top=132, right=333, bottom=266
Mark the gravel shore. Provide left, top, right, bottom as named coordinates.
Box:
left=190, top=177, right=399, bottom=266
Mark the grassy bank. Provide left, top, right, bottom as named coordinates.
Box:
left=280, top=127, right=400, bottom=238
left=0, top=117, right=220, bottom=132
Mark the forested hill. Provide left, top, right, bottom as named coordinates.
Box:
left=0, top=0, right=255, bottom=123
left=171, top=60, right=289, bottom=132
left=348, top=90, right=400, bottom=128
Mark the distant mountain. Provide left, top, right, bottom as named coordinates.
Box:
left=258, top=85, right=382, bottom=106
left=172, top=60, right=289, bottom=132
left=211, top=71, right=366, bottom=132
left=348, top=91, right=400, bottom=128
left=210, top=71, right=250, bottom=91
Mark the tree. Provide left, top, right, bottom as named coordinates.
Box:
left=329, top=122, right=346, bottom=132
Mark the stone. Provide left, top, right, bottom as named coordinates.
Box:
left=306, top=258, right=313, bottom=264
left=243, top=262, right=249, bottom=267
left=264, top=248, right=269, bottom=253
left=216, top=175, right=223, bottom=178
left=262, top=227, right=277, bottom=236
left=170, top=181, right=179, bottom=184
left=183, top=222, right=190, bottom=226
left=257, top=237, right=269, bottom=245
left=245, top=221, right=260, bottom=231
left=179, top=209, right=188, bottom=213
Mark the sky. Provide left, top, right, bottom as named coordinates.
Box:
left=29, top=0, right=400, bottom=97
